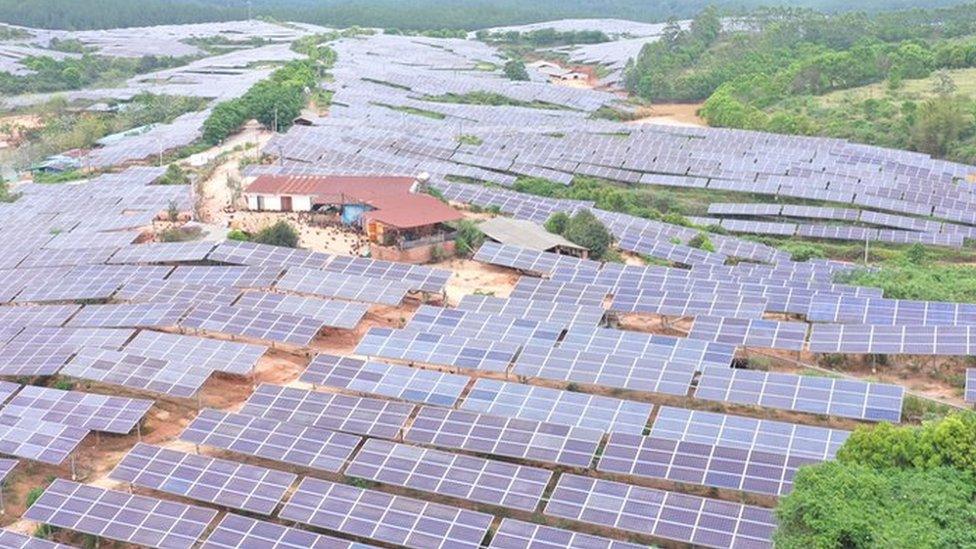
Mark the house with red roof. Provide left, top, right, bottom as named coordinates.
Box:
left=243, top=173, right=463, bottom=262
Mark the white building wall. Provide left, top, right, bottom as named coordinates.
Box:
left=244, top=194, right=314, bottom=211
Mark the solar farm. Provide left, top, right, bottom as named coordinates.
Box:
left=1, top=13, right=976, bottom=549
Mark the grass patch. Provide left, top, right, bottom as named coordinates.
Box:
left=424, top=91, right=572, bottom=111
left=371, top=102, right=445, bottom=119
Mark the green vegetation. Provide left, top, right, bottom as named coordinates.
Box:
left=0, top=53, right=193, bottom=95
left=503, top=59, right=529, bottom=81
left=227, top=229, right=250, bottom=241
left=776, top=412, right=976, bottom=548
left=688, top=231, right=716, bottom=252
left=456, top=134, right=483, bottom=145
left=384, top=28, right=467, bottom=38
left=252, top=220, right=300, bottom=248
left=453, top=219, right=485, bottom=256
left=0, top=177, right=17, bottom=203
left=183, top=35, right=270, bottom=54
left=838, top=251, right=976, bottom=303
left=424, top=91, right=568, bottom=110
left=157, top=164, right=190, bottom=185
left=621, top=4, right=976, bottom=162
left=476, top=28, right=609, bottom=47
left=372, top=102, right=446, bottom=119
left=545, top=209, right=614, bottom=260
left=202, top=59, right=321, bottom=144
left=0, top=23, right=30, bottom=40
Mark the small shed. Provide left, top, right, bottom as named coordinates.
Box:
left=478, top=217, right=588, bottom=258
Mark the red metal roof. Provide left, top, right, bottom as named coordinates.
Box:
left=363, top=194, right=463, bottom=229
left=245, top=175, right=417, bottom=204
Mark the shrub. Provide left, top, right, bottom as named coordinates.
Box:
left=503, top=60, right=529, bottom=81
left=544, top=212, right=570, bottom=235
left=227, top=229, right=250, bottom=241
left=252, top=220, right=300, bottom=248
left=157, top=163, right=189, bottom=185
left=688, top=232, right=716, bottom=252
left=454, top=220, right=484, bottom=257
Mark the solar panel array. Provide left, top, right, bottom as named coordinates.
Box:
left=695, top=368, right=905, bottom=422
left=456, top=294, right=605, bottom=328
left=546, top=474, right=776, bottom=548
left=279, top=477, right=493, bottom=549
left=276, top=267, right=411, bottom=305
left=688, top=316, right=808, bottom=351
left=347, top=439, right=552, bottom=511
left=239, top=384, right=414, bottom=439
left=0, top=414, right=89, bottom=465
left=180, top=408, right=362, bottom=473
left=110, top=443, right=296, bottom=515
left=404, top=405, right=602, bottom=467
left=462, top=378, right=653, bottom=434
left=235, top=291, right=368, bottom=329
left=300, top=353, right=469, bottom=406
left=23, top=479, right=217, bottom=549
left=122, top=330, right=266, bottom=376
left=407, top=305, right=565, bottom=345
left=201, top=514, right=377, bottom=549
left=490, top=519, right=647, bottom=549
left=1, top=385, right=152, bottom=434
left=0, top=528, right=72, bottom=549
left=808, top=324, right=976, bottom=355
left=63, top=347, right=209, bottom=398
left=181, top=302, right=323, bottom=347
left=968, top=368, right=976, bottom=403
left=355, top=327, right=521, bottom=372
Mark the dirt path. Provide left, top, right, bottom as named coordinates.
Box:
left=629, top=102, right=706, bottom=127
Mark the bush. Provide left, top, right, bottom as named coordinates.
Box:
left=454, top=220, right=484, bottom=257
left=781, top=242, right=826, bottom=262
left=838, top=411, right=976, bottom=474
left=775, top=463, right=976, bottom=549
left=688, top=232, right=715, bottom=252
left=227, top=229, right=250, bottom=241
left=157, top=163, right=189, bottom=185
left=503, top=60, right=529, bottom=81
left=253, top=220, right=300, bottom=248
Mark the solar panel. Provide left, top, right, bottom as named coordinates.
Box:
left=0, top=414, right=88, bottom=464
left=510, top=278, right=608, bottom=307
left=461, top=378, right=652, bottom=434
left=598, top=432, right=819, bottom=496
left=545, top=474, right=776, bottom=549
left=276, top=267, right=410, bottom=305
left=652, top=406, right=850, bottom=460
left=13, top=277, right=121, bottom=304
left=110, top=443, right=296, bottom=515
left=201, top=514, right=377, bottom=549
left=0, top=458, right=16, bottom=484
left=23, top=479, right=217, bottom=549
left=108, top=242, right=216, bottom=264
left=808, top=324, right=976, bottom=355
left=180, top=408, right=361, bottom=473
left=514, top=344, right=696, bottom=395
left=67, top=302, right=190, bottom=328
left=239, top=384, right=414, bottom=439
left=967, top=369, right=976, bottom=403
left=407, top=305, right=564, bottom=345
left=0, top=528, right=72, bottom=548
left=404, top=405, right=601, bottom=467
left=1, top=385, right=152, bottom=434
left=279, top=477, right=493, bottom=549
left=123, top=331, right=265, bottom=376
left=62, top=347, right=209, bottom=398
left=455, top=294, right=605, bottom=328
left=6, top=327, right=134, bottom=351
left=0, top=344, right=74, bottom=376
left=688, top=316, right=808, bottom=351
left=0, top=304, right=80, bottom=328
left=115, top=279, right=242, bottom=306
left=695, top=368, right=904, bottom=422
left=473, top=241, right=597, bottom=276
left=235, top=291, right=368, bottom=329
left=322, top=254, right=451, bottom=294
left=180, top=303, right=323, bottom=347
left=560, top=327, right=735, bottom=369
left=167, top=266, right=283, bottom=288
left=490, top=519, right=647, bottom=549
left=347, top=438, right=552, bottom=511
left=355, top=327, right=520, bottom=372
left=300, top=353, right=469, bottom=406
left=610, top=289, right=766, bottom=319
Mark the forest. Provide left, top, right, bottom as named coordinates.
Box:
left=0, top=0, right=969, bottom=31
left=624, top=4, right=976, bottom=162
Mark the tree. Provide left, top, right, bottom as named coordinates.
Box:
left=503, top=59, right=529, bottom=81
left=157, top=163, right=189, bottom=185
left=775, top=463, right=976, bottom=549
left=544, top=212, right=570, bottom=235
left=909, top=96, right=974, bottom=157
left=688, top=232, right=715, bottom=252
left=253, top=220, right=300, bottom=248
left=932, top=68, right=958, bottom=96
left=562, top=210, right=613, bottom=260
